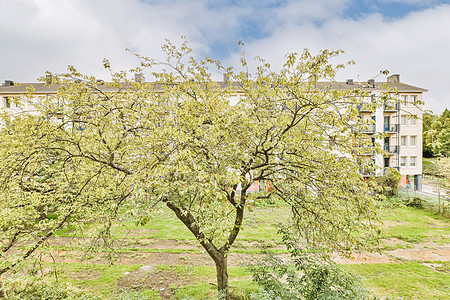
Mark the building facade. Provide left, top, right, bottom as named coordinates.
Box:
left=353, top=74, right=426, bottom=190
left=0, top=74, right=427, bottom=190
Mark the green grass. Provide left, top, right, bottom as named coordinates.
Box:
left=51, top=263, right=143, bottom=298
left=343, top=262, right=450, bottom=299
left=377, top=205, right=450, bottom=244
left=56, top=205, right=288, bottom=243
left=7, top=201, right=450, bottom=299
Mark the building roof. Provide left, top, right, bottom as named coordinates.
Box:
left=0, top=80, right=428, bottom=95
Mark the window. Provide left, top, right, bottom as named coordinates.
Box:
left=401, top=95, right=408, bottom=104
left=4, top=97, right=11, bottom=108
left=401, top=136, right=407, bottom=146
left=410, top=95, right=417, bottom=105
left=410, top=156, right=416, bottom=167
left=400, top=156, right=407, bottom=167
left=401, top=115, right=407, bottom=125
left=410, top=117, right=417, bottom=126
left=384, top=157, right=390, bottom=168
left=410, top=135, right=416, bottom=146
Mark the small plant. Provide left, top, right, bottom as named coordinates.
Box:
left=7, top=281, right=101, bottom=300
left=248, top=227, right=375, bottom=300
left=406, top=197, right=425, bottom=209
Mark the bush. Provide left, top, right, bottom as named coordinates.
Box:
left=249, top=253, right=373, bottom=300
left=8, top=281, right=101, bottom=300
left=406, top=197, right=425, bottom=209
left=375, top=169, right=401, bottom=197
left=248, top=227, right=375, bottom=300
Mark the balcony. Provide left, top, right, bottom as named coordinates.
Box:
left=362, top=124, right=376, bottom=134
left=383, top=145, right=398, bottom=154
left=360, top=169, right=375, bottom=177
left=357, top=104, right=373, bottom=113
left=384, top=124, right=399, bottom=133
left=383, top=102, right=400, bottom=112
left=383, top=167, right=400, bottom=174
left=355, top=146, right=375, bottom=156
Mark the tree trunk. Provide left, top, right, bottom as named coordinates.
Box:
left=214, top=253, right=229, bottom=299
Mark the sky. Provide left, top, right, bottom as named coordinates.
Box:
left=1, top=0, right=449, bottom=113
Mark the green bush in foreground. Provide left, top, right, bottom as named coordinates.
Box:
left=248, top=227, right=375, bottom=300
left=7, top=281, right=101, bottom=300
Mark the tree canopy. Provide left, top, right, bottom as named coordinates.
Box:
left=0, top=40, right=386, bottom=298
left=423, top=109, right=450, bottom=157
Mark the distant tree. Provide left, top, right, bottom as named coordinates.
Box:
left=436, top=157, right=450, bottom=194
left=424, top=109, right=450, bottom=157
left=0, top=40, right=384, bottom=298
left=423, top=112, right=436, bottom=158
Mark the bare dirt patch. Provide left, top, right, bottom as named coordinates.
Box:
left=117, top=265, right=188, bottom=299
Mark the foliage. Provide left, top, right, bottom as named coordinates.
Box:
left=405, top=197, right=425, bottom=209
left=7, top=281, right=100, bottom=300
left=0, top=113, right=132, bottom=284
left=423, top=159, right=439, bottom=177
left=422, top=113, right=436, bottom=158
left=249, top=227, right=373, bottom=300
left=374, top=168, right=401, bottom=197
left=435, top=157, right=450, bottom=192
left=116, top=289, right=160, bottom=300
left=0, top=39, right=386, bottom=297
left=423, top=109, right=450, bottom=157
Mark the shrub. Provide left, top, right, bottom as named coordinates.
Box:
left=248, top=227, right=375, bottom=300
left=375, top=169, right=401, bottom=197
left=406, top=197, right=425, bottom=209
left=8, top=281, right=100, bottom=300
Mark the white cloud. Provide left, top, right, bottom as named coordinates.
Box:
left=224, top=4, right=450, bottom=113
left=0, top=0, right=448, bottom=112
left=0, top=0, right=243, bottom=81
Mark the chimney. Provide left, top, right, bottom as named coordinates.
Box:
left=387, top=74, right=400, bottom=84
left=45, top=74, right=53, bottom=84
left=367, top=79, right=375, bottom=87
left=4, top=80, right=14, bottom=86
left=346, top=79, right=353, bottom=85
left=223, top=74, right=229, bottom=83
left=135, top=73, right=145, bottom=83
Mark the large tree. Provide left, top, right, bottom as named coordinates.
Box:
left=0, top=41, right=384, bottom=298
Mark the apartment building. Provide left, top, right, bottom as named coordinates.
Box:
left=352, top=74, right=426, bottom=190
left=0, top=74, right=427, bottom=190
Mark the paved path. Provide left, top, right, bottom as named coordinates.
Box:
left=403, top=184, right=449, bottom=202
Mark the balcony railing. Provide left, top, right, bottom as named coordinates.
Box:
left=383, top=167, right=400, bottom=173
left=357, top=104, right=373, bottom=113
left=360, top=169, right=375, bottom=177
left=383, top=145, right=398, bottom=154
left=362, top=124, right=376, bottom=133
left=355, top=146, right=375, bottom=155
left=384, top=124, right=399, bottom=133
left=383, top=102, right=400, bottom=112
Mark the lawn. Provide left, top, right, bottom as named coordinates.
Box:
left=4, top=200, right=450, bottom=299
